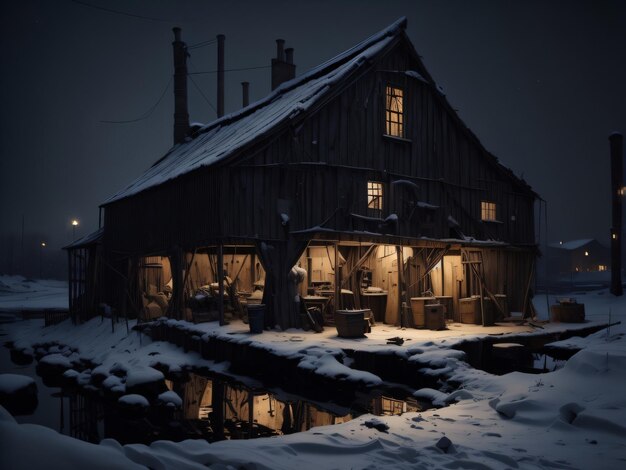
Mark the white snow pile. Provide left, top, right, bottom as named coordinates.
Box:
left=298, top=349, right=382, bottom=386
left=157, top=390, right=182, bottom=408
left=118, top=394, right=150, bottom=407
left=0, top=374, right=35, bottom=395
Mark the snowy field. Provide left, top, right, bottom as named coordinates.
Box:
left=1, top=276, right=625, bottom=469
left=0, top=275, right=68, bottom=312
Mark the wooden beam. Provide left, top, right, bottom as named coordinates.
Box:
left=218, top=244, right=225, bottom=325
left=341, top=244, right=376, bottom=287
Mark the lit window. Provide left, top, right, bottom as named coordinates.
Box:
left=368, top=181, right=383, bottom=211
left=598, top=265, right=607, bottom=271
left=385, top=86, right=404, bottom=137
left=584, top=251, right=589, bottom=257
left=481, top=201, right=497, bottom=221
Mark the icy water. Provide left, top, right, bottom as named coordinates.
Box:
left=1, top=329, right=425, bottom=445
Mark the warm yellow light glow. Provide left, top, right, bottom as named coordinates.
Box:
left=367, top=181, right=383, bottom=210
left=41, top=242, right=46, bottom=247
left=613, top=233, right=617, bottom=240
left=584, top=251, right=589, bottom=256
left=71, top=219, right=79, bottom=226
left=385, top=86, right=404, bottom=137
left=481, top=201, right=497, bottom=221
left=599, top=265, right=607, bottom=271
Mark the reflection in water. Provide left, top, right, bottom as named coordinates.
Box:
left=3, top=342, right=422, bottom=446
left=170, top=374, right=354, bottom=440
left=169, top=374, right=421, bottom=441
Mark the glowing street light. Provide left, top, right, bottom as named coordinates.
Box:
left=71, top=219, right=79, bottom=240
left=40, top=242, right=46, bottom=278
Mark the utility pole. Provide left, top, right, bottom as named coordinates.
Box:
left=610, top=132, right=623, bottom=296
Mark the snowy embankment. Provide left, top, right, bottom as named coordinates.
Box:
left=1, top=282, right=626, bottom=468
left=0, top=275, right=68, bottom=312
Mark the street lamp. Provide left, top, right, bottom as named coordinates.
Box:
left=71, top=219, right=79, bottom=240
left=40, top=242, right=46, bottom=278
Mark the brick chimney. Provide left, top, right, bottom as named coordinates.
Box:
left=172, top=27, right=189, bottom=145
left=271, top=39, right=295, bottom=90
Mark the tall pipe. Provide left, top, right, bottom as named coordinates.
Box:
left=276, top=39, right=285, bottom=62
left=610, top=132, right=624, bottom=296
left=241, top=81, right=250, bottom=108
left=285, top=47, right=294, bottom=65
left=217, top=34, right=225, bottom=118
left=172, top=27, right=189, bottom=144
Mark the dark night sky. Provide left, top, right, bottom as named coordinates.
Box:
left=1, top=0, right=625, bottom=275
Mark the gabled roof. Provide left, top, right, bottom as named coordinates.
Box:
left=103, top=17, right=407, bottom=205
left=103, top=16, right=535, bottom=206
left=63, top=227, right=104, bottom=250
left=548, top=239, right=596, bottom=250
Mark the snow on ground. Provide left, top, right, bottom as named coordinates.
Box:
left=0, top=374, right=35, bottom=394
left=1, top=280, right=626, bottom=469
left=0, top=275, right=68, bottom=311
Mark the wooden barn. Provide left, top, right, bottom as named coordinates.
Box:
left=67, top=17, right=537, bottom=330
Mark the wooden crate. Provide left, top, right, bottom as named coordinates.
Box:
left=550, top=303, right=585, bottom=323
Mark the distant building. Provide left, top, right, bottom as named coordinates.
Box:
left=547, top=239, right=610, bottom=277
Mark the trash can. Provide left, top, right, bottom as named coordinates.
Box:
left=247, top=304, right=265, bottom=334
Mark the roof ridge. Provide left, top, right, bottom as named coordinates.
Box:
left=180, top=17, right=407, bottom=144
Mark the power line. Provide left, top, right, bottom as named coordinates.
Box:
left=189, top=65, right=270, bottom=75
left=100, top=77, right=172, bottom=124
left=188, top=74, right=217, bottom=114
left=70, top=0, right=173, bottom=22
left=188, top=39, right=218, bottom=50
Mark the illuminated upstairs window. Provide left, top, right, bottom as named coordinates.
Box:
left=368, top=181, right=383, bottom=211
left=481, top=201, right=497, bottom=221
left=385, top=86, right=404, bottom=137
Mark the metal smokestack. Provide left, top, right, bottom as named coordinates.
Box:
left=610, top=132, right=624, bottom=296
left=241, top=81, right=250, bottom=108
left=217, top=34, right=225, bottom=118
left=172, top=27, right=189, bottom=145
left=276, top=39, right=285, bottom=61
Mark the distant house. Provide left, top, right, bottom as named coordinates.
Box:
left=547, top=239, right=610, bottom=277
left=66, top=18, right=537, bottom=328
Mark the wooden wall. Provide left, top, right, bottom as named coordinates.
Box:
left=104, top=39, right=534, bottom=257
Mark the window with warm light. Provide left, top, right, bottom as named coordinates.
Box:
left=481, top=201, right=497, bottom=221
left=598, top=265, right=607, bottom=271
left=368, top=181, right=383, bottom=211
left=385, top=86, right=404, bottom=137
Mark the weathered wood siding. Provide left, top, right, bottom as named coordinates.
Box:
left=104, top=38, right=534, bottom=255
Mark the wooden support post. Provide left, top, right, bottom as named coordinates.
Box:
left=250, top=253, right=256, bottom=289
left=306, top=247, right=312, bottom=290
left=212, top=380, right=225, bottom=441
left=218, top=244, right=225, bottom=325
left=396, top=246, right=404, bottom=327
left=334, top=243, right=341, bottom=311
left=248, top=391, right=254, bottom=438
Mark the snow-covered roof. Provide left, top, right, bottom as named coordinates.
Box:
left=63, top=227, right=104, bottom=250
left=548, top=238, right=595, bottom=250
left=103, top=17, right=408, bottom=205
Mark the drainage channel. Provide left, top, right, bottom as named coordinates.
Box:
left=1, top=342, right=430, bottom=446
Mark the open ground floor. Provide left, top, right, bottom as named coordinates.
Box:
left=66, top=232, right=537, bottom=333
